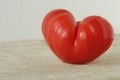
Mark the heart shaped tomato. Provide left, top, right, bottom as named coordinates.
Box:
left=42, top=9, right=114, bottom=64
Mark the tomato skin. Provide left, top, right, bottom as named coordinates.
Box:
left=42, top=9, right=114, bottom=64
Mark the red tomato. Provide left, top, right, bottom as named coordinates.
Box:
left=42, top=9, right=114, bottom=64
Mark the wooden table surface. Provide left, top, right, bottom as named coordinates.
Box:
left=0, top=35, right=120, bottom=80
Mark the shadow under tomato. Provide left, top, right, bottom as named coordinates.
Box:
left=89, top=53, right=120, bottom=65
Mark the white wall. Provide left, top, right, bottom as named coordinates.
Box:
left=0, top=0, right=120, bottom=42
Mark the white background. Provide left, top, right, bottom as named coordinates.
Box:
left=0, top=0, right=120, bottom=42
